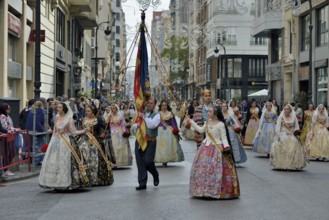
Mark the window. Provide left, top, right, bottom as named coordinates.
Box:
left=116, top=26, right=120, bottom=34
left=116, top=0, right=120, bottom=7
left=301, top=14, right=310, bottom=50
left=8, top=36, right=16, bottom=61
left=249, top=58, right=267, bottom=77
left=271, top=32, right=281, bottom=63
left=67, top=21, right=71, bottom=51
left=116, top=13, right=120, bottom=21
left=234, top=58, right=242, bottom=77
left=231, top=89, right=241, bottom=100
left=317, top=5, right=328, bottom=46
left=250, top=36, right=267, bottom=45
left=56, top=70, right=65, bottom=97
left=227, top=58, right=233, bottom=78
left=250, top=2, right=255, bottom=16
left=116, top=39, right=120, bottom=47
left=56, top=9, right=65, bottom=46
left=316, top=67, right=328, bottom=105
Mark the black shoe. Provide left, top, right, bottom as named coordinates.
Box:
left=153, top=175, right=159, bottom=186
left=135, top=185, right=147, bottom=190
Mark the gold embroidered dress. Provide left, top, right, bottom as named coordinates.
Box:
left=300, top=111, right=314, bottom=145
left=305, top=116, right=329, bottom=158
left=270, top=116, right=306, bottom=170
left=155, top=111, right=184, bottom=163
left=243, top=107, right=260, bottom=146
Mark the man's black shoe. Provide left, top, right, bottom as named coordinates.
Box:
left=135, top=185, right=147, bottom=190
left=153, top=175, right=159, bottom=186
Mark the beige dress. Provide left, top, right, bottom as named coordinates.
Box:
left=270, top=116, right=306, bottom=170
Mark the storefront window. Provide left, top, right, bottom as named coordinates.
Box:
left=231, top=89, right=241, bottom=100
left=316, top=67, right=328, bottom=105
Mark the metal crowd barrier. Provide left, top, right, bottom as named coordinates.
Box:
left=0, top=130, right=31, bottom=173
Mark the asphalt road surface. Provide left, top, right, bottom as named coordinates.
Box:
left=1, top=136, right=329, bottom=220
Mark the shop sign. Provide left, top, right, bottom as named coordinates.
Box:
left=8, top=12, right=21, bottom=37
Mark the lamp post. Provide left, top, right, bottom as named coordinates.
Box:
left=214, top=43, right=226, bottom=99
left=34, top=0, right=41, bottom=99
left=307, top=0, right=313, bottom=103
left=94, top=21, right=111, bottom=98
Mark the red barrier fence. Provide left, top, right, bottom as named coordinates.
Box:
left=0, top=130, right=31, bottom=173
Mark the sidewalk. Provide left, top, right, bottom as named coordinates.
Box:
left=0, top=163, right=41, bottom=183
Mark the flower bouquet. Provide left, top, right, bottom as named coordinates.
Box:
left=122, top=131, right=131, bottom=138
left=172, top=128, right=179, bottom=135
left=233, top=127, right=241, bottom=134
left=294, top=130, right=301, bottom=136
left=40, top=144, right=48, bottom=152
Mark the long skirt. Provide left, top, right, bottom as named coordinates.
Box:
left=111, top=130, right=132, bottom=166
left=228, top=129, right=247, bottom=164
left=253, top=122, right=276, bottom=154
left=270, top=133, right=306, bottom=170
left=39, top=135, right=91, bottom=190
left=190, top=143, right=240, bottom=199
left=77, top=135, right=114, bottom=186
left=155, top=127, right=184, bottom=163
left=243, top=118, right=259, bottom=146
left=305, top=124, right=329, bottom=158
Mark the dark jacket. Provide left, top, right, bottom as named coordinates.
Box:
left=19, top=108, right=31, bottom=129
left=26, top=109, right=46, bottom=132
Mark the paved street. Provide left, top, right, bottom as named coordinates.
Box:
left=1, top=136, right=329, bottom=220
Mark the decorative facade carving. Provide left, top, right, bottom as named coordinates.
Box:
left=218, top=0, right=248, bottom=15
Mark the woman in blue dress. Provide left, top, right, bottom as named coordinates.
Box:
left=221, top=103, right=247, bottom=164
left=253, top=102, right=278, bottom=156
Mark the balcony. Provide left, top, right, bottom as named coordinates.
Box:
left=69, top=0, right=92, bottom=13
left=252, top=4, right=283, bottom=37
left=8, top=60, right=22, bottom=79
left=73, top=0, right=97, bottom=29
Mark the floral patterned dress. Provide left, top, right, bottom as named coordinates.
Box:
left=77, top=117, right=114, bottom=186
left=270, top=117, right=306, bottom=170
left=39, top=117, right=91, bottom=190
left=189, top=120, right=240, bottom=199
left=155, top=111, right=184, bottom=163
left=305, top=116, right=329, bottom=158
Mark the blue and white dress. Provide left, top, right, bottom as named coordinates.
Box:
left=253, top=112, right=278, bottom=154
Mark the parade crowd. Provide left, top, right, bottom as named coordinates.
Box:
left=1, top=90, right=329, bottom=200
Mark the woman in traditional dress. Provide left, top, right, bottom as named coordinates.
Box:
left=221, top=103, right=247, bottom=164
left=242, top=100, right=261, bottom=146
left=253, top=102, right=278, bottom=156
left=78, top=105, right=114, bottom=186
left=270, top=104, right=306, bottom=170
left=107, top=104, right=132, bottom=167
left=300, top=103, right=314, bottom=145
left=188, top=107, right=240, bottom=199
left=272, top=99, right=280, bottom=115
left=181, top=99, right=198, bottom=140
left=155, top=100, right=184, bottom=167
left=39, top=102, right=91, bottom=190
left=304, top=104, right=329, bottom=160
left=233, top=106, right=243, bottom=128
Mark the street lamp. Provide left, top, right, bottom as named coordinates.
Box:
left=306, top=0, right=313, bottom=103
left=94, top=21, right=112, bottom=98
left=214, top=43, right=226, bottom=99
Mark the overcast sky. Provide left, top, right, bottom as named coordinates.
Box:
left=122, top=0, right=170, bottom=67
